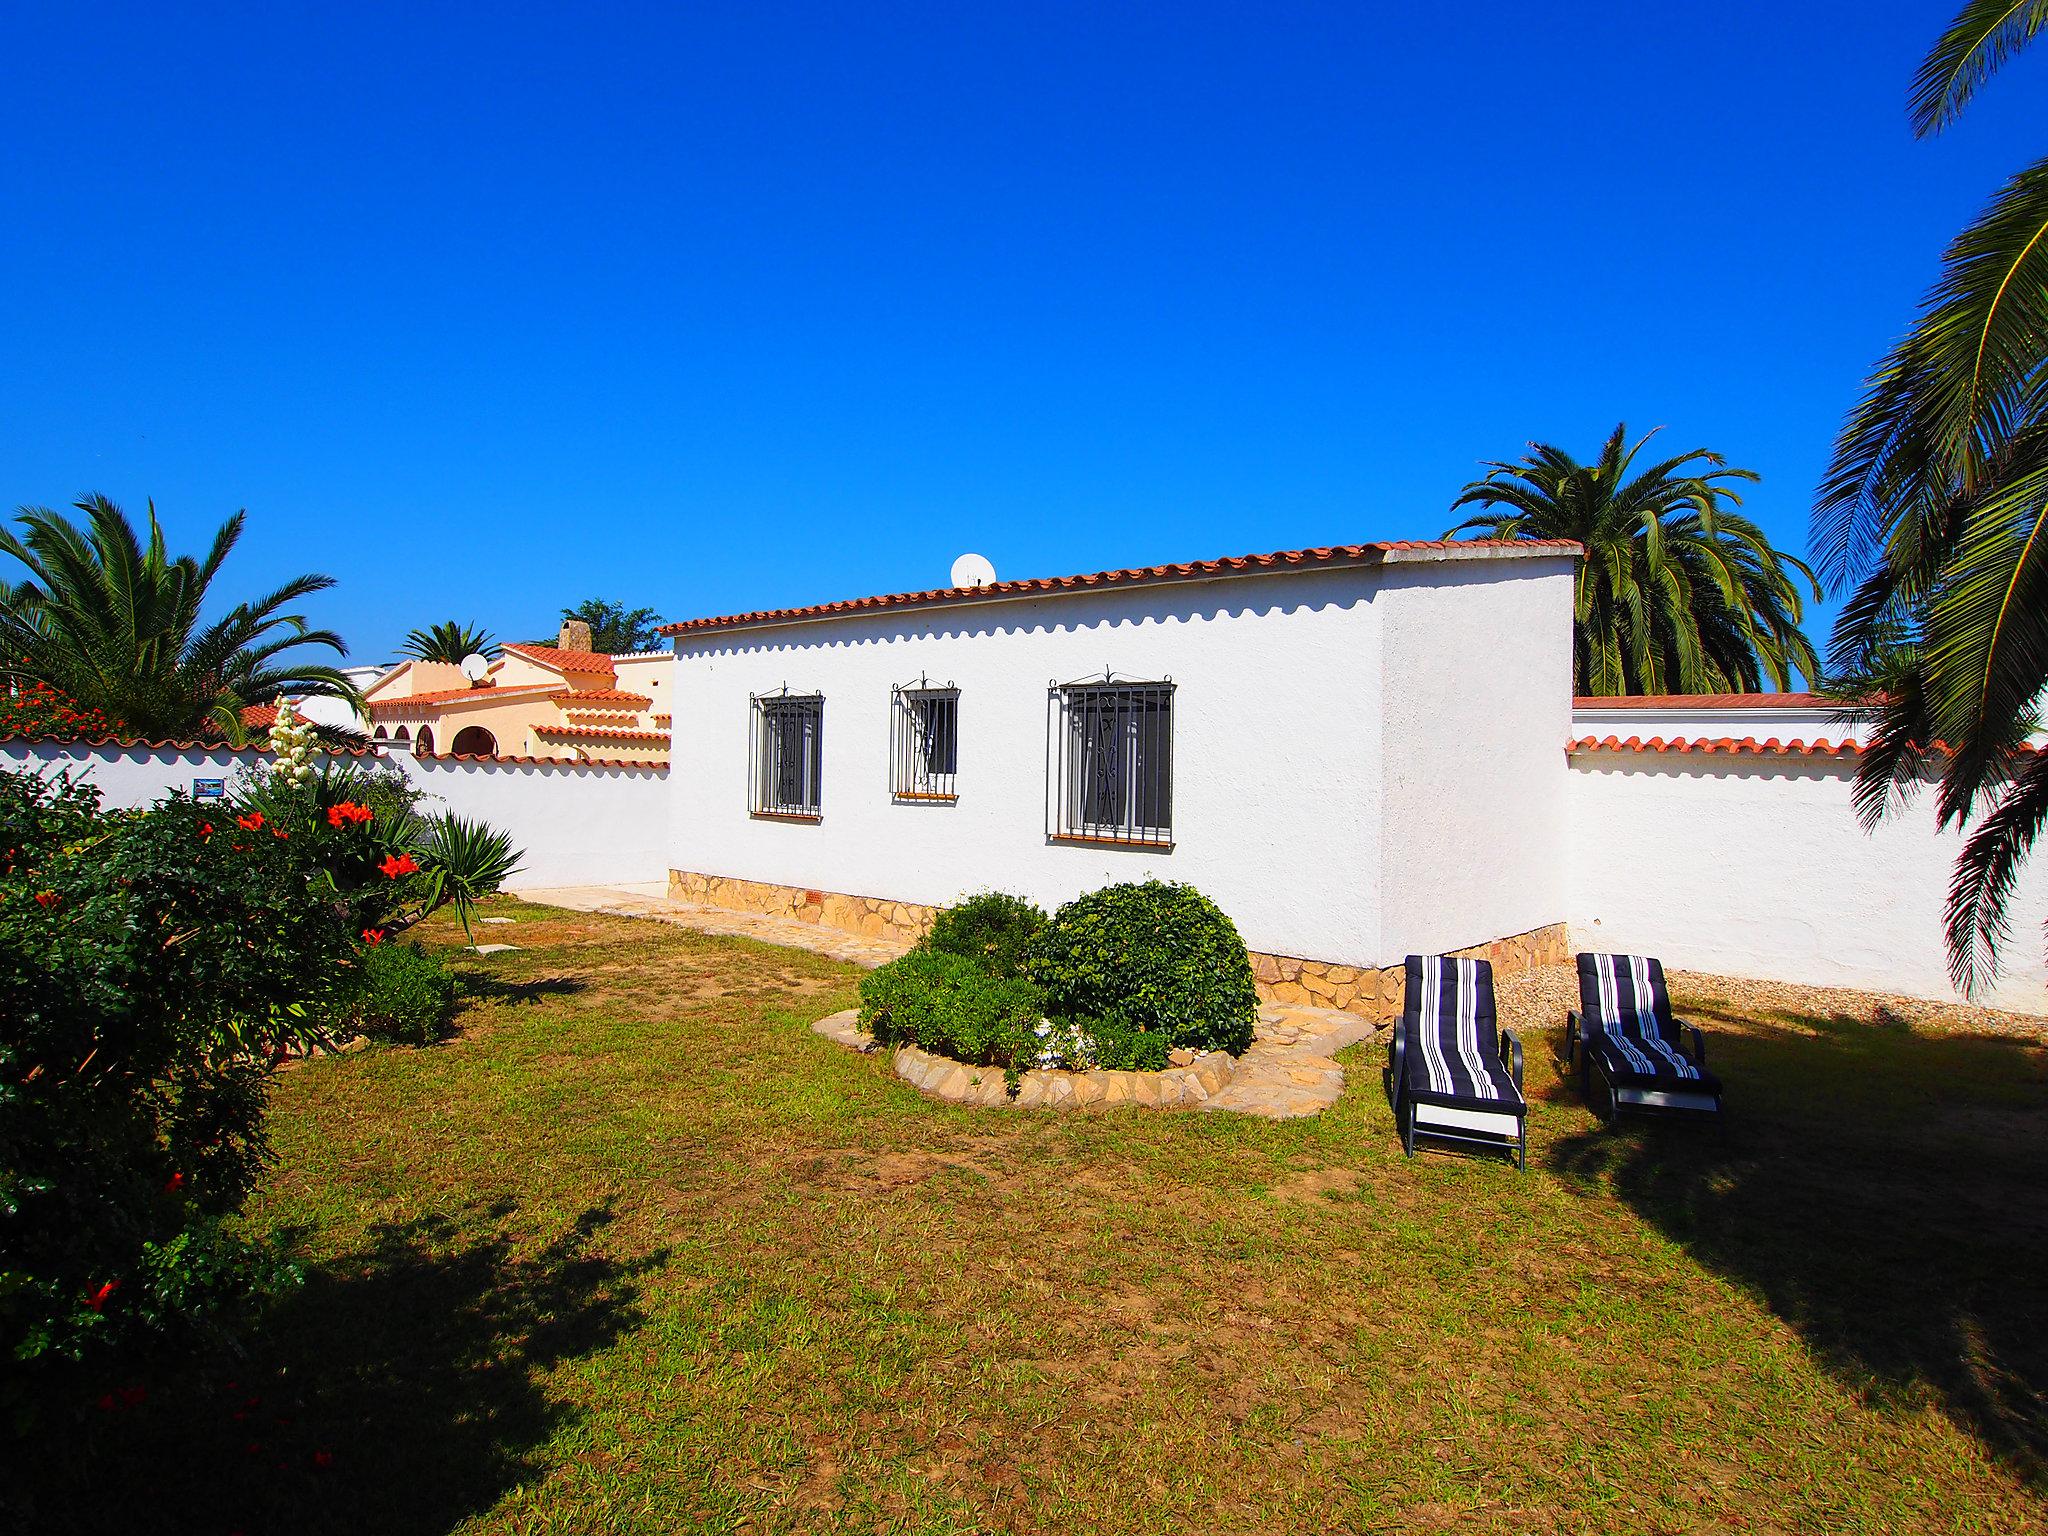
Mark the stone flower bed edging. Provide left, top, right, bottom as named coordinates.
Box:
left=811, top=1003, right=1384, bottom=1119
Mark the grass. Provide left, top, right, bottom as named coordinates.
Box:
left=21, top=899, right=2048, bottom=1534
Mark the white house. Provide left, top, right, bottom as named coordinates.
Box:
left=660, top=539, right=1582, bottom=1015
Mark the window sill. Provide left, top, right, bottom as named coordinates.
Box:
left=893, top=792, right=959, bottom=804
left=751, top=811, right=822, bottom=824
left=1049, top=832, right=1174, bottom=852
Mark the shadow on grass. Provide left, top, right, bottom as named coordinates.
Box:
left=16, top=1200, right=659, bottom=1536
left=1545, top=1006, right=2048, bottom=1481
left=456, top=973, right=588, bottom=1006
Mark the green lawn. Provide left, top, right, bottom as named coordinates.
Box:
left=28, top=901, right=2048, bottom=1533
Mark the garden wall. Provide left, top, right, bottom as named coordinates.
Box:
left=0, top=740, right=669, bottom=891
left=1567, top=744, right=2048, bottom=1013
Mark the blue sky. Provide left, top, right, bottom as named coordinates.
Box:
left=4, top=3, right=2041, bottom=669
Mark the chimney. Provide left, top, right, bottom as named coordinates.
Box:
left=558, top=618, right=593, bottom=653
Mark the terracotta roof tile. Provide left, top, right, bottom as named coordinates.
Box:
left=501, top=643, right=618, bottom=676
left=661, top=538, right=1584, bottom=636
left=424, top=750, right=665, bottom=770
left=1570, top=734, right=1864, bottom=758
left=531, top=723, right=670, bottom=743
left=368, top=684, right=562, bottom=713
left=555, top=689, right=653, bottom=707
left=3, top=733, right=377, bottom=757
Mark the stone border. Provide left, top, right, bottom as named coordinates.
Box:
left=812, top=1002, right=1382, bottom=1119
left=676, top=867, right=1569, bottom=1020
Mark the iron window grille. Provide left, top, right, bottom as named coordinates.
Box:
left=750, top=690, right=824, bottom=819
left=892, top=679, right=960, bottom=802
left=1047, top=675, right=1174, bottom=847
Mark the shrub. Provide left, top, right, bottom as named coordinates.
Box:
left=0, top=769, right=363, bottom=1421
left=329, top=940, right=461, bottom=1043
left=923, top=892, right=1047, bottom=980
left=859, top=950, right=1043, bottom=1068
left=1089, top=1018, right=1172, bottom=1072
left=1027, top=879, right=1258, bottom=1055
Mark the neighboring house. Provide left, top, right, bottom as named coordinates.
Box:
left=660, top=539, right=1581, bottom=1013
left=361, top=623, right=672, bottom=764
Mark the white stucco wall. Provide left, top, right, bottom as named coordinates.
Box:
left=1377, top=558, right=1574, bottom=958
left=1, top=740, right=667, bottom=891
left=665, top=552, right=1578, bottom=968
left=1567, top=748, right=2048, bottom=1012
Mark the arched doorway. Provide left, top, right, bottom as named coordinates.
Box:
left=373, top=726, right=389, bottom=741
left=415, top=726, right=435, bottom=756
left=393, top=725, right=411, bottom=745
left=451, top=725, right=497, bottom=757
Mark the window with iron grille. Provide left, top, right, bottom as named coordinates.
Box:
left=750, top=691, right=823, bottom=819
left=1047, top=678, right=1174, bottom=846
left=892, top=682, right=959, bottom=801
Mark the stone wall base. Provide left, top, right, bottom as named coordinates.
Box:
left=669, top=868, right=1569, bottom=1021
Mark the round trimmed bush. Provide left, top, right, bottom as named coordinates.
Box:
left=923, top=891, right=1047, bottom=979
left=859, top=949, right=1043, bottom=1067
left=1027, top=879, right=1258, bottom=1056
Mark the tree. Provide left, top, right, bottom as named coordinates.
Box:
left=0, top=495, right=353, bottom=743
left=1813, top=2, right=2048, bottom=993
left=1445, top=425, right=1820, bottom=695
left=399, top=621, right=499, bottom=664
left=544, top=598, right=666, bottom=655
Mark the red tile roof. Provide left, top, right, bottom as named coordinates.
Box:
left=241, top=702, right=279, bottom=729
left=555, top=689, right=653, bottom=707
left=1573, top=693, right=1840, bottom=710
left=531, top=723, right=670, bottom=743
left=423, top=751, right=666, bottom=770
left=3, top=733, right=377, bottom=757
left=501, top=643, right=618, bottom=676
left=1570, top=734, right=1864, bottom=758
left=368, top=684, right=562, bottom=713
left=660, top=538, right=1584, bottom=636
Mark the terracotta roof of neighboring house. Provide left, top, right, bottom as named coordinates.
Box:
left=660, top=538, right=1585, bottom=636
left=653, top=713, right=672, bottom=726
left=555, top=689, right=653, bottom=707
left=1570, top=734, right=1863, bottom=758
left=1573, top=693, right=1839, bottom=710
left=427, top=751, right=665, bottom=770
left=368, top=684, right=562, bottom=713
left=241, top=703, right=279, bottom=729
left=531, top=724, right=671, bottom=743
left=501, top=643, right=619, bottom=676
left=2, top=733, right=377, bottom=757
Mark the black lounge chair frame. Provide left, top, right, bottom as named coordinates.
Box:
left=1384, top=955, right=1528, bottom=1170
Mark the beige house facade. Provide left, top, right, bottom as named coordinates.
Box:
left=363, top=625, right=672, bottom=765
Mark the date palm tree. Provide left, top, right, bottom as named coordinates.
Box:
left=399, top=621, right=499, bottom=664
left=1446, top=425, right=1820, bottom=695
left=1814, top=2, right=2048, bottom=992
left=0, top=495, right=354, bottom=743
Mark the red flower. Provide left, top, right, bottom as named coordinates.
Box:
left=199, top=823, right=214, bottom=837
left=327, top=801, right=373, bottom=827
left=34, top=890, right=57, bottom=908
left=271, top=826, right=289, bottom=840
left=83, top=1279, right=118, bottom=1312
left=379, top=853, right=419, bottom=879
left=236, top=812, right=263, bottom=831
left=163, top=1172, right=186, bottom=1194
left=313, top=1450, right=334, bottom=1469
left=96, top=1393, right=116, bottom=1412
left=361, top=927, right=385, bottom=946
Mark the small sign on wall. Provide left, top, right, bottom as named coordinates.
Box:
left=192, top=778, right=225, bottom=800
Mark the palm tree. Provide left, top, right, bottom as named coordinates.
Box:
left=1446, top=425, right=1820, bottom=695
left=399, top=621, right=499, bottom=664
left=1813, top=3, right=2048, bottom=993
left=0, top=495, right=353, bottom=743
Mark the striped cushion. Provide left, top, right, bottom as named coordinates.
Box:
left=1577, top=952, right=1702, bottom=1083
left=1401, top=954, right=1522, bottom=1107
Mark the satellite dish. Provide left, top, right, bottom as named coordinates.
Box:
left=950, top=552, right=997, bottom=589
left=460, top=653, right=490, bottom=682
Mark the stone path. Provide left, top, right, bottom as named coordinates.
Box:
left=518, top=883, right=1384, bottom=1118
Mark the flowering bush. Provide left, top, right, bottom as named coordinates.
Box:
left=0, top=769, right=361, bottom=1424
left=0, top=680, right=120, bottom=740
